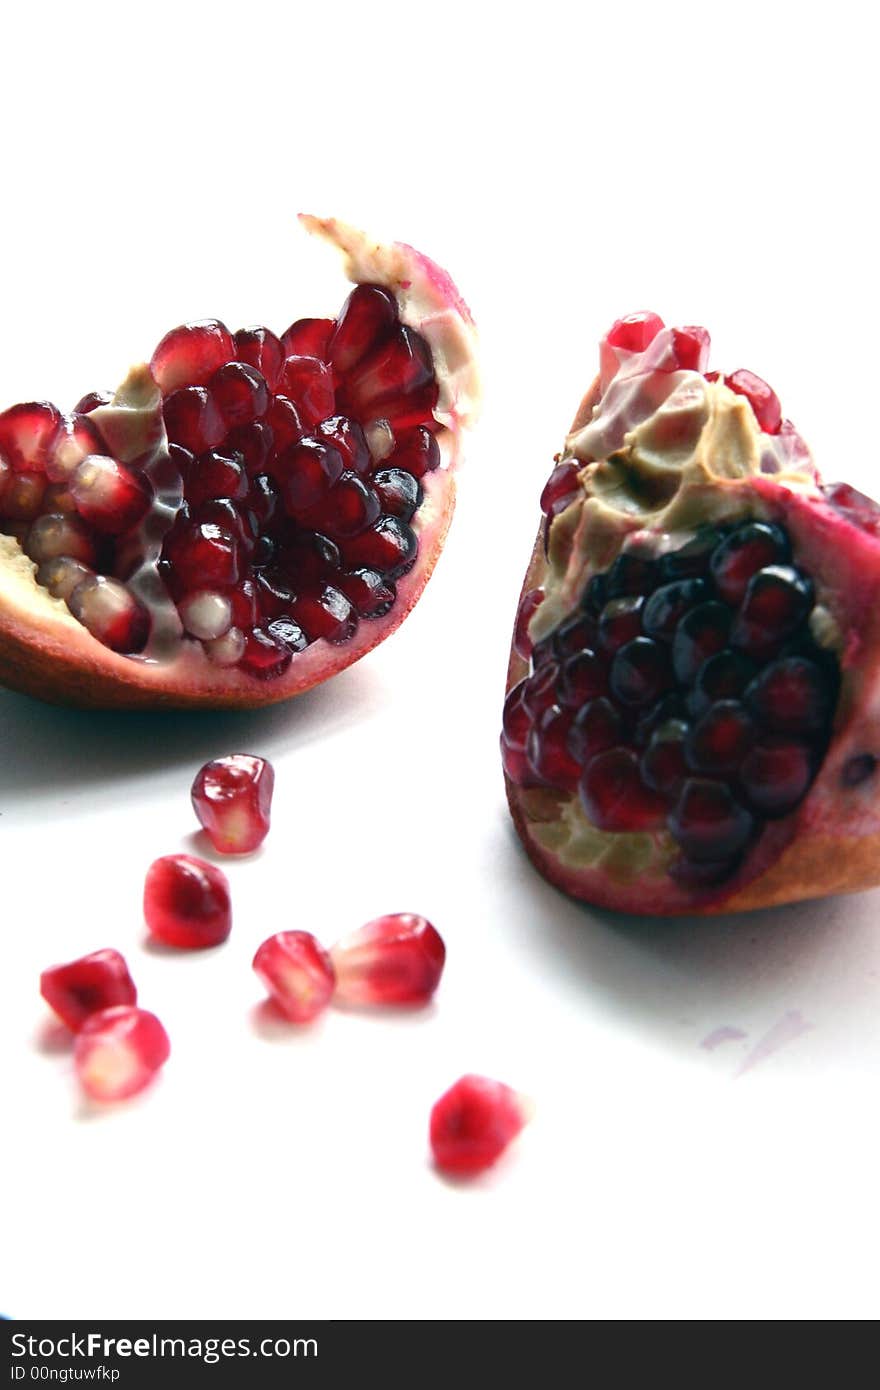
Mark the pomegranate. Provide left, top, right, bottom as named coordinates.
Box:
left=504, top=313, right=880, bottom=914
left=0, top=217, right=479, bottom=708
left=430, top=1075, right=530, bottom=1177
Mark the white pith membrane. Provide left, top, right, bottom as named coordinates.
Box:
left=511, top=329, right=880, bottom=896
left=0, top=218, right=480, bottom=706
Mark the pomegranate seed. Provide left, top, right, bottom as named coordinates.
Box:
left=710, top=522, right=790, bottom=604
left=522, top=663, right=560, bottom=718
left=343, top=326, right=433, bottom=412
left=75, top=1006, right=170, bottom=1102
left=633, top=692, right=688, bottom=747
left=70, top=455, right=152, bottom=534
left=688, top=649, right=757, bottom=718
left=303, top=473, right=381, bottom=539
left=330, top=913, right=445, bottom=1007
left=744, top=656, right=833, bottom=735
left=373, top=467, right=421, bottom=521
left=0, top=401, right=61, bottom=471
left=246, top=473, right=278, bottom=525
left=609, top=636, right=672, bottom=707
left=328, top=284, right=398, bottom=373
left=670, top=326, right=711, bottom=372
left=340, top=516, right=417, bottom=578
left=290, top=584, right=355, bottom=643
left=278, top=438, right=344, bottom=515
left=823, top=481, right=880, bottom=536
left=205, top=627, right=246, bottom=666
left=642, top=578, right=709, bottom=641
left=47, top=413, right=108, bottom=482
left=386, top=426, right=440, bottom=478
left=227, top=420, right=275, bottom=476
left=668, top=778, right=754, bottom=861
left=165, top=521, right=240, bottom=591
left=73, top=390, right=113, bottom=414
left=553, top=611, right=597, bottom=658
left=191, top=754, right=274, bottom=854
left=317, top=415, right=370, bottom=475
left=280, top=317, right=335, bottom=360
left=178, top=590, right=233, bottom=641
left=183, top=449, right=247, bottom=507
left=280, top=356, right=336, bottom=427
left=378, top=381, right=439, bottom=431
left=672, top=602, right=732, bottom=683
left=540, top=461, right=580, bottom=518
left=275, top=530, right=340, bottom=584
left=501, top=736, right=546, bottom=787
left=557, top=649, right=607, bottom=707
left=150, top=320, right=235, bottom=392
left=513, top=588, right=544, bottom=660
left=598, top=595, right=645, bottom=652
left=228, top=577, right=260, bottom=628
left=24, top=513, right=98, bottom=566
left=502, top=682, right=531, bottom=750
left=725, top=369, right=782, bottom=434
left=336, top=568, right=396, bottom=618
left=163, top=386, right=226, bottom=454
left=209, top=361, right=269, bottom=428
left=731, top=565, right=814, bottom=652
left=267, top=615, right=308, bottom=652
left=640, top=719, right=689, bottom=796
left=2, top=471, right=46, bottom=520
left=567, top=696, right=622, bottom=764
left=40, top=949, right=137, bottom=1033
left=256, top=569, right=297, bottom=619
left=684, top=700, right=755, bottom=774
left=253, top=932, right=335, bottom=1023
left=527, top=706, right=580, bottom=790
left=739, top=738, right=814, bottom=816
left=68, top=575, right=150, bottom=653
left=580, top=747, right=666, bottom=832
left=606, top=311, right=665, bottom=354
left=36, top=556, right=94, bottom=602
left=143, top=853, right=232, bottom=949
left=240, top=627, right=295, bottom=679
left=605, top=551, right=659, bottom=598
left=430, top=1075, right=529, bottom=1177
left=233, top=327, right=284, bottom=391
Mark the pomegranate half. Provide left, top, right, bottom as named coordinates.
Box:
left=0, top=217, right=479, bottom=708
left=504, top=314, right=880, bottom=914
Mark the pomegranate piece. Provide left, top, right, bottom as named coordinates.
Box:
left=40, top=949, right=137, bottom=1032
left=0, top=218, right=479, bottom=710
left=253, top=931, right=335, bottom=1023
left=330, top=913, right=445, bottom=1007
left=143, top=853, right=232, bottom=949
left=191, top=753, right=274, bottom=854
left=430, top=1075, right=529, bottom=1177
left=74, top=1006, right=170, bottom=1102
left=503, top=311, right=880, bottom=915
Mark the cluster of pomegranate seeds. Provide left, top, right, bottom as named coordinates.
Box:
left=253, top=913, right=446, bottom=1023
left=504, top=519, right=840, bottom=882
left=429, top=1075, right=530, bottom=1177
left=75, top=1006, right=171, bottom=1103
left=143, top=853, right=232, bottom=949
left=191, top=753, right=274, bottom=853
left=40, top=949, right=137, bottom=1032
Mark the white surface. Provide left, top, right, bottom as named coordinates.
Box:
left=1, top=0, right=879, bottom=1323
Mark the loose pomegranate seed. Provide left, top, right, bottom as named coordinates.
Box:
left=580, top=747, right=666, bottom=831
left=710, top=521, right=790, bottom=604
left=74, top=1006, right=170, bottom=1102
left=668, top=778, right=754, bottom=861
left=386, top=426, right=440, bottom=478
left=40, top=949, right=137, bottom=1033
left=24, top=513, right=98, bottom=566
left=328, top=284, right=398, bottom=373
left=191, top=753, right=274, bottom=854
left=253, top=931, right=335, bottom=1023
left=430, top=1075, right=529, bottom=1177
left=150, top=320, right=235, bottom=392
left=527, top=705, right=580, bottom=790
left=70, top=455, right=152, bottom=534
left=0, top=401, right=61, bottom=472
left=684, top=700, right=756, bottom=774
left=163, top=386, right=226, bottom=454
left=67, top=575, right=150, bottom=653
left=279, top=356, right=335, bottom=427
left=331, top=913, right=445, bottom=1007
left=143, top=853, right=232, bottom=949
left=725, top=369, right=782, bottom=434
left=232, top=327, right=284, bottom=391
left=280, top=317, right=335, bottom=360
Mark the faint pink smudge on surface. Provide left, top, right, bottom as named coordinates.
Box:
left=735, top=1011, right=814, bottom=1078
left=700, top=1025, right=747, bottom=1051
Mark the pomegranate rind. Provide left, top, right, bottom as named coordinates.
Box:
left=0, top=220, right=475, bottom=709
left=505, top=362, right=880, bottom=916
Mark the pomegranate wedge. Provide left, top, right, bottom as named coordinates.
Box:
left=0, top=218, right=479, bottom=708
left=504, top=313, right=880, bottom=914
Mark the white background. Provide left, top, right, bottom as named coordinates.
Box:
left=1, top=0, right=878, bottom=1322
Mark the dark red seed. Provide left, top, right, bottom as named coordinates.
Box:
left=168, top=443, right=195, bottom=486
left=377, top=381, right=439, bottom=431
left=317, top=416, right=370, bottom=475
left=642, top=578, right=708, bottom=641
left=151, top=321, right=234, bottom=392
left=256, top=570, right=297, bottom=619
left=225, top=421, right=274, bottom=476
left=239, top=627, right=295, bottom=679
left=634, top=692, right=688, bottom=748
left=688, top=649, right=757, bottom=719
left=144, top=853, right=231, bottom=949
left=343, top=326, right=434, bottom=414
left=386, top=427, right=440, bottom=478
left=522, top=663, right=560, bottom=719
left=526, top=706, right=580, bottom=791
left=184, top=450, right=247, bottom=507
left=233, top=327, right=284, bottom=391
left=744, top=656, right=832, bottom=735
left=725, top=369, right=782, bottom=434
left=668, top=779, right=754, bottom=861
left=336, top=568, right=396, bottom=618
left=275, top=530, right=341, bottom=585
left=557, top=649, right=607, bottom=707
left=67, top=576, right=150, bottom=654
left=684, top=700, right=756, bottom=774
left=264, top=397, right=304, bottom=456
left=598, top=595, right=645, bottom=652
left=581, top=573, right=608, bottom=616
left=670, top=326, right=710, bottom=372
left=566, top=697, right=621, bottom=764
left=552, top=611, right=597, bottom=660
left=605, top=551, right=659, bottom=598
left=279, top=356, right=336, bottom=428
left=73, top=390, right=113, bottom=414
left=340, top=516, right=417, bottom=578
left=208, top=361, right=269, bottom=428
left=302, top=473, right=381, bottom=540
left=328, top=284, right=399, bottom=374
left=672, top=602, right=732, bottom=684
left=0, top=401, right=62, bottom=472
left=709, top=521, right=790, bottom=604
left=580, top=748, right=666, bottom=832
left=502, top=681, right=531, bottom=751
left=610, top=637, right=672, bottom=707
left=731, top=565, right=814, bottom=651
left=640, top=719, right=690, bottom=796
left=290, top=584, right=354, bottom=642
left=189, top=498, right=251, bottom=550
left=280, top=318, right=335, bottom=361
left=659, top=527, right=728, bottom=581
left=229, top=578, right=259, bottom=629
left=40, top=949, right=137, bottom=1033
left=163, top=386, right=225, bottom=454
left=373, top=467, right=421, bottom=520
left=277, top=438, right=345, bottom=515
left=165, top=522, right=239, bottom=590
left=246, top=473, right=278, bottom=524
left=738, top=738, right=814, bottom=816
left=540, top=461, right=580, bottom=518
left=514, top=589, right=544, bottom=662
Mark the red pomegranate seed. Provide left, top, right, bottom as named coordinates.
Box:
left=709, top=522, right=790, bottom=605
left=183, top=449, right=247, bottom=507
left=373, top=468, right=421, bottom=521
left=302, top=472, right=381, bottom=539
left=67, top=575, right=150, bottom=653
left=522, top=663, right=559, bottom=718
left=430, top=1075, right=529, bottom=1177
left=163, top=386, right=226, bottom=454
left=739, top=737, right=813, bottom=816
left=280, top=317, right=335, bottom=360
left=75, top=1006, right=170, bottom=1102
left=255, top=569, right=296, bottom=619
left=191, top=753, right=274, bottom=854
left=73, top=390, right=113, bottom=414
left=501, top=735, right=546, bottom=787
left=605, top=551, right=660, bottom=598
left=336, top=567, right=395, bottom=618
left=340, top=516, right=417, bottom=578
left=725, top=369, right=782, bottom=434
left=743, top=656, right=831, bottom=735
left=24, top=513, right=98, bottom=566
left=290, top=584, right=355, bottom=643
left=330, top=913, right=445, bottom=1007
left=684, top=700, right=755, bottom=774
left=668, top=778, right=754, bottom=862
left=253, top=931, right=335, bottom=1023
left=527, top=706, right=580, bottom=790
left=609, top=636, right=672, bottom=707
left=566, top=696, right=622, bottom=764
left=377, top=381, right=439, bottom=431
left=208, top=361, right=269, bottom=428
left=580, top=747, right=666, bottom=832
left=502, top=681, right=531, bottom=751
left=670, top=326, right=711, bottom=372
left=386, top=426, right=440, bottom=478
left=0, top=401, right=61, bottom=472
left=47, top=413, right=108, bottom=482
left=277, top=438, right=344, bottom=515
left=143, top=853, right=232, bottom=949
left=246, top=473, right=278, bottom=525
left=239, top=627, right=295, bottom=679
left=513, top=587, right=544, bottom=660
left=150, top=320, right=235, bottom=392
left=606, top=311, right=665, bottom=354
left=540, top=461, right=580, bottom=517
left=731, top=565, right=813, bottom=650
left=557, top=649, right=607, bottom=707
left=642, top=578, right=710, bottom=641
left=165, top=521, right=240, bottom=590
left=328, top=283, right=398, bottom=373
left=279, top=356, right=336, bottom=427
left=40, top=949, right=137, bottom=1033
left=598, top=595, right=645, bottom=652
left=69, top=455, right=152, bottom=534
left=275, top=529, right=340, bottom=584
left=233, top=327, right=284, bottom=391
left=317, top=415, right=370, bottom=475
left=228, top=577, right=260, bottom=628
left=672, top=602, right=732, bottom=683
left=227, top=420, right=275, bottom=476
left=343, top=326, right=433, bottom=412
left=2, top=472, right=45, bottom=519
left=640, top=719, right=689, bottom=796
left=553, top=611, right=598, bottom=658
